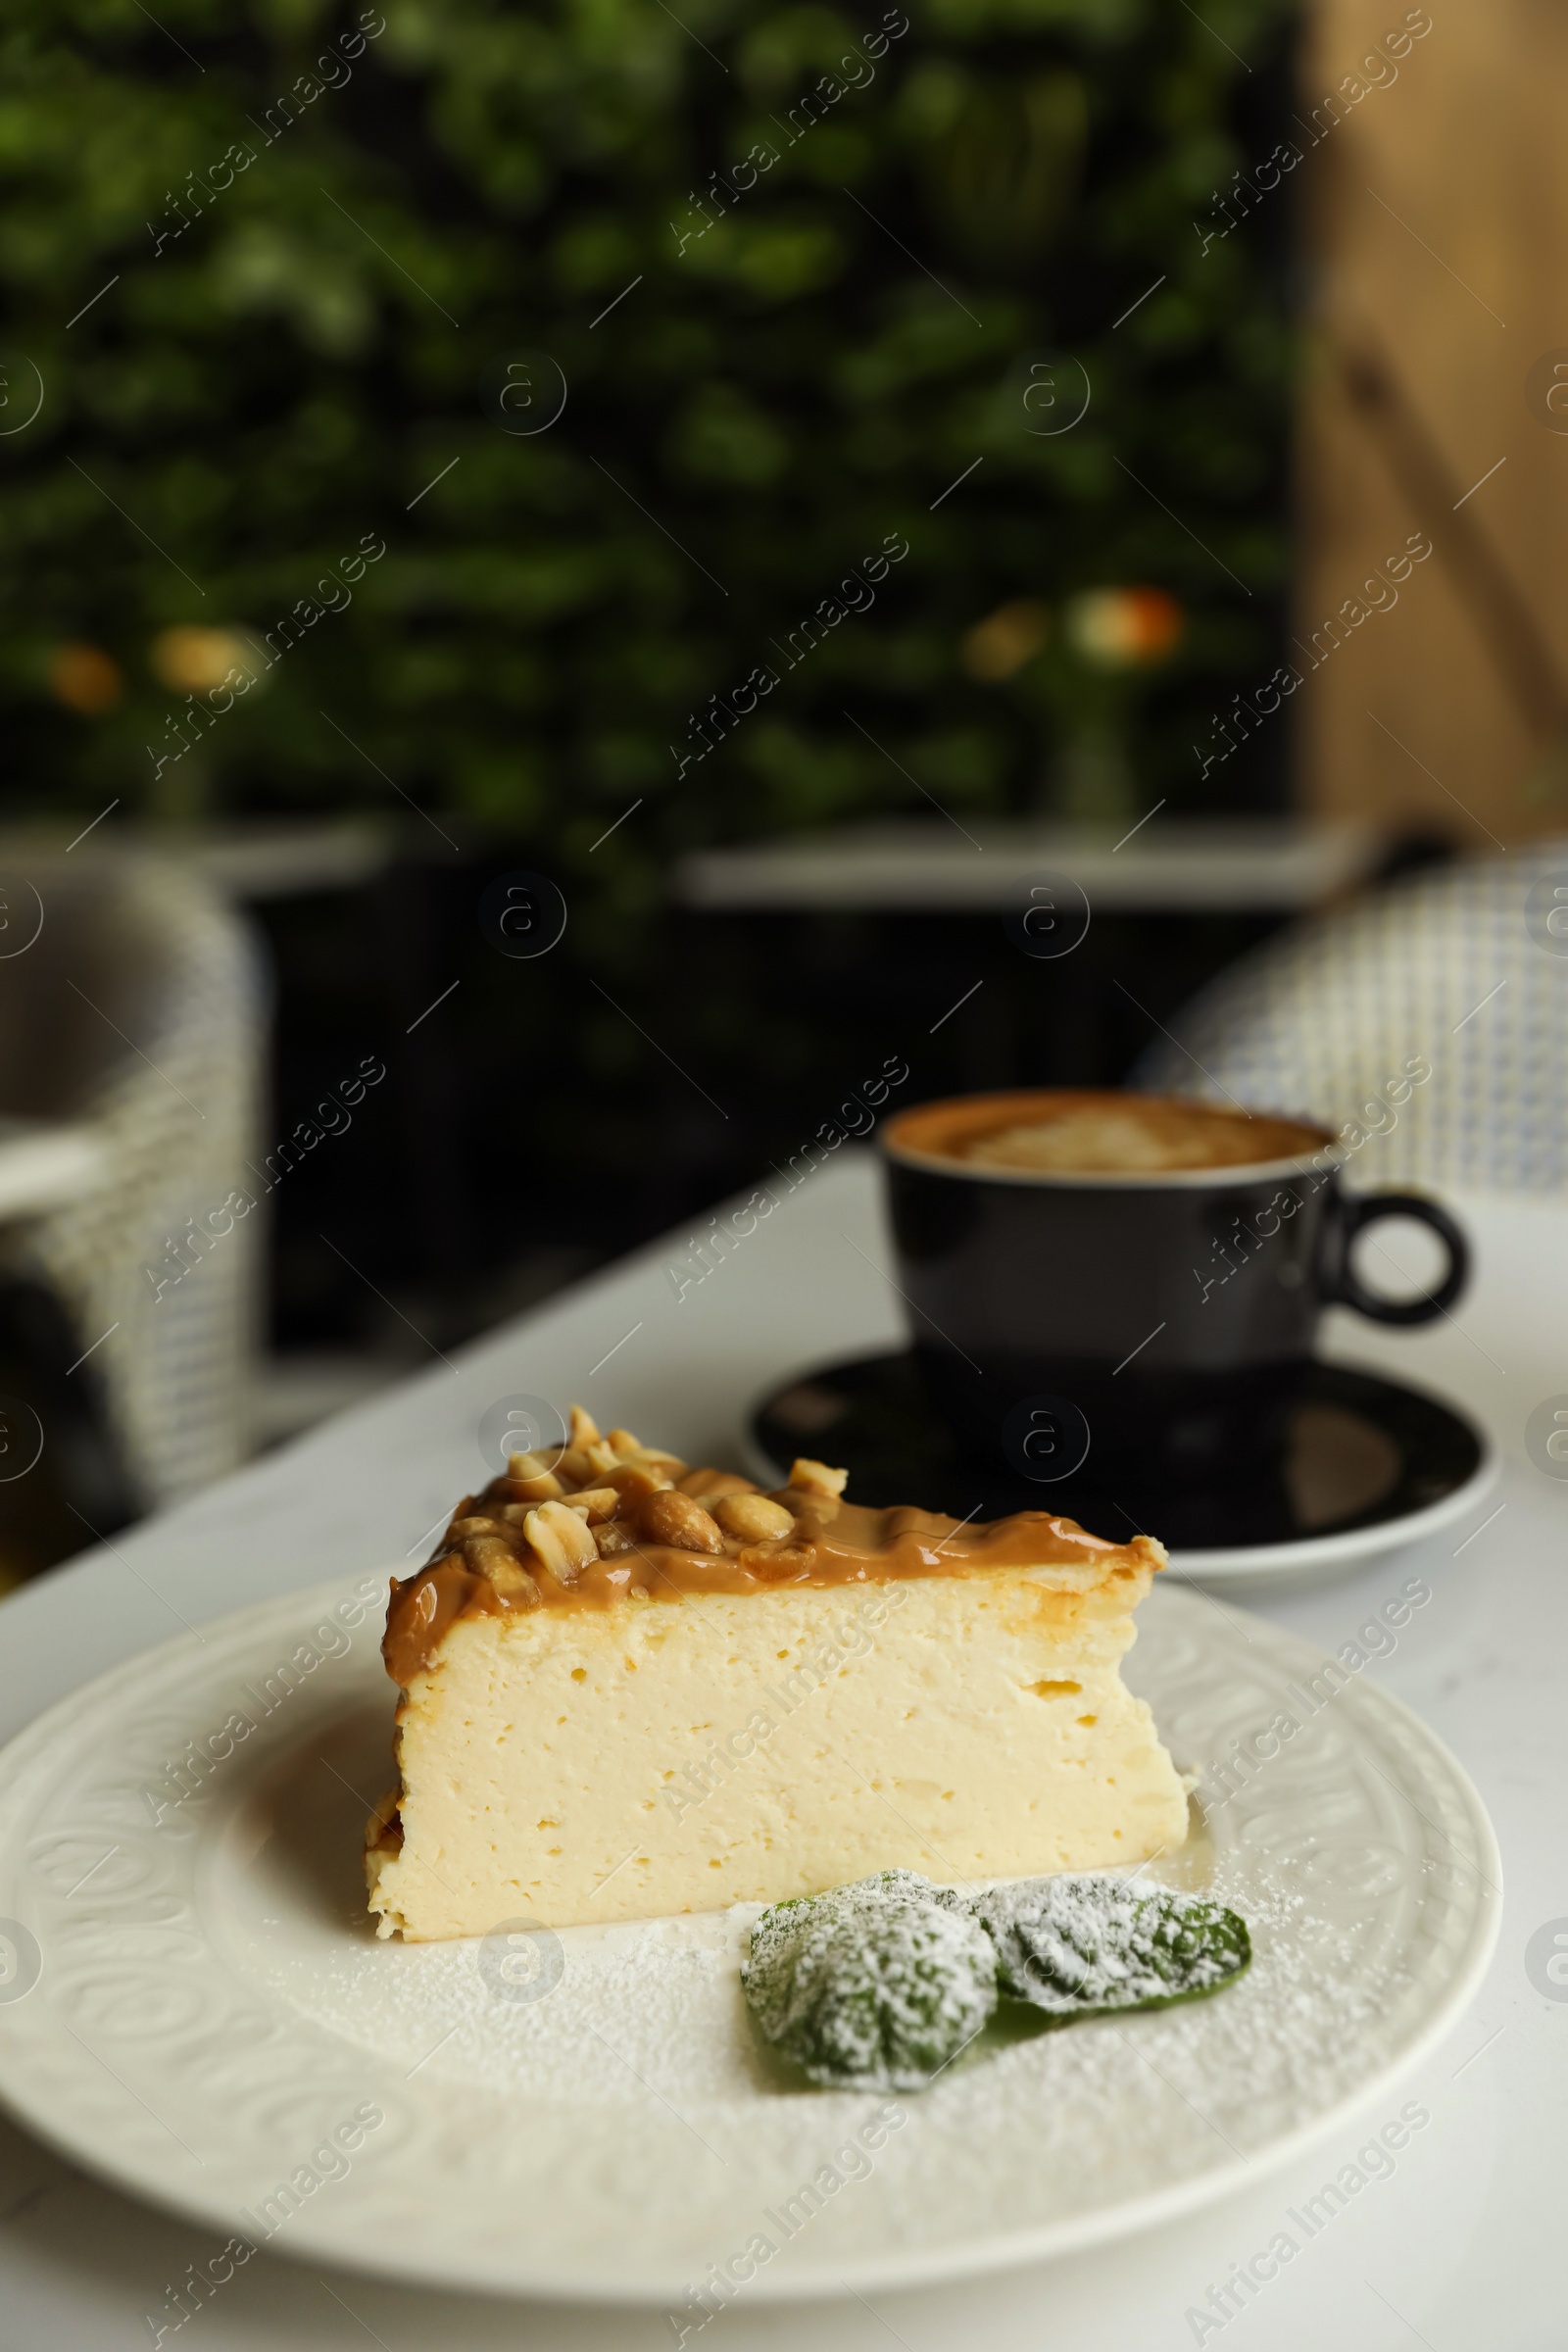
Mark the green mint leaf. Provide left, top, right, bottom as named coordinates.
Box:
left=743, top=1871, right=997, bottom=2090
left=972, top=1875, right=1250, bottom=2019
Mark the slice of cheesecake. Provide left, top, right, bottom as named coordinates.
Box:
left=366, top=1409, right=1189, bottom=1939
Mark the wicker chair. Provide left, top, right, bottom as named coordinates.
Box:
left=1131, top=844, right=1568, bottom=1194
left=0, top=854, right=268, bottom=1511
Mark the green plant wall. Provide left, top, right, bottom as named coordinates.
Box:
left=1, top=0, right=1296, bottom=892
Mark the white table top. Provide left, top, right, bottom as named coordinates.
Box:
left=676, top=817, right=1385, bottom=912
left=0, top=1120, right=106, bottom=1221
left=0, top=820, right=394, bottom=902
left=0, top=1152, right=1560, bottom=2350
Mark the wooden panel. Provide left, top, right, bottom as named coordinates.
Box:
left=1296, top=0, right=1568, bottom=843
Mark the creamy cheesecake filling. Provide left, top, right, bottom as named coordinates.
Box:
left=368, top=1569, right=1186, bottom=1937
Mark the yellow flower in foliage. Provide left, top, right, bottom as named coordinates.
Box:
left=1065, top=587, right=1183, bottom=667
left=47, top=643, right=123, bottom=713
left=960, top=599, right=1051, bottom=681
left=150, top=626, right=262, bottom=694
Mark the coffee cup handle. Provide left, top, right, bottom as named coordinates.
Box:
left=1324, top=1193, right=1470, bottom=1326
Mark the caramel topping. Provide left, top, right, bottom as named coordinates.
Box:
left=381, top=1472, right=1158, bottom=1688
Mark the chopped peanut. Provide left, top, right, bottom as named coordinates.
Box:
left=594, top=1521, right=637, bottom=1557
left=598, top=1462, right=674, bottom=1503
left=461, top=1534, right=541, bottom=1602
left=500, top=1471, right=564, bottom=1502
left=676, top=1468, right=758, bottom=1499
left=789, top=1457, right=849, bottom=1498
left=492, top=1558, right=542, bottom=1601
left=562, top=1486, right=620, bottom=1524
left=635, top=1489, right=725, bottom=1554
left=523, top=1498, right=600, bottom=1583
left=568, top=1404, right=601, bottom=1446
left=713, top=1493, right=796, bottom=1544
left=737, top=1541, right=812, bottom=1575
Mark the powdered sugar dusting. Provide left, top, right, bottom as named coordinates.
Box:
left=974, top=1873, right=1248, bottom=2014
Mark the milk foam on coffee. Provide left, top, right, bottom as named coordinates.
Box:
left=959, top=1099, right=1324, bottom=1175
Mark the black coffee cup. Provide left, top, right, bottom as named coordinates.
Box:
left=881, top=1089, right=1469, bottom=1490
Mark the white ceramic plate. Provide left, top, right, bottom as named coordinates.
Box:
left=0, top=1577, right=1499, bottom=2305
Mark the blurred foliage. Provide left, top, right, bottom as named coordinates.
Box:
left=0, top=0, right=1297, bottom=911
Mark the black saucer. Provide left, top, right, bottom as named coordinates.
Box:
left=750, top=1351, right=1488, bottom=1555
